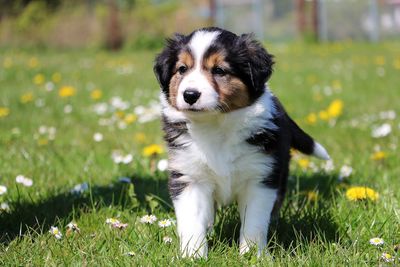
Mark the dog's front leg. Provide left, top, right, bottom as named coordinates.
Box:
left=237, top=184, right=277, bottom=256
left=173, top=182, right=214, bottom=258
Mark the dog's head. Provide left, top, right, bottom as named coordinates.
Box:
left=154, top=27, right=274, bottom=113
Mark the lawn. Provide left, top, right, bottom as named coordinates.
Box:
left=0, top=42, right=399, bottom=265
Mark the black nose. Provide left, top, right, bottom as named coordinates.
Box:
left=183, top=89, right=201, bottom=105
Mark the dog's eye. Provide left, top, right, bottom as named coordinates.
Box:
left=178, top=65, right=187, bottom=75
left=211, top=67, right=226, bottom=76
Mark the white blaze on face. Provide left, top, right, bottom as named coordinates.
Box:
left=177, top=30, right=221, bottom=111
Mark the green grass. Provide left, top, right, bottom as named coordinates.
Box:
left=1, top=42, right=399, bottom=266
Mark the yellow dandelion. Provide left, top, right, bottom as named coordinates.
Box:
left=393, top=58, right=400, bottom=70
left=90, top=89, right=102, bottom=100
left=345, top=186, right=379, bottom=201
left=371, top=151, right=386, bottom=161
left=0, top=107, right=10, bottom=118
left=28, top=57, right=39, bottom=68
left=331, top=80, right=342, bottom=90
left=3, top=57, right=13, bottom=68
left=142, top=144, right=163, bottom=157
left=37, top=138, right=49, bottom=146
left=20, top=92, right=34, bottom=103
left=374, top=56, right=385, bottom=66
left=327, top=99, right=343, bottom=118
left=115, top=111, right=125, bottom=119
left=59, top=86, right=76, bottom=98
left=124, top=114, right=137, bottom=124
left=297, top=158, right=310, bottom=169
left=318, top=110, right=330, bottom=121
left=306, top=74, right=317, bottom=84
left=306, top=113, right=317, bottom=125
left=52, top=72, right=62, bottom=83
left=307, top=191, right=318, bottom=202
left=33, top=74, right=45, bottom=85
left=134, top=132, right=147, bottom=143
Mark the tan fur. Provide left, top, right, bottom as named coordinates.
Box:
left=203, top=51, right=250, bottom=111
left=168, top=51, right=194, bottom=108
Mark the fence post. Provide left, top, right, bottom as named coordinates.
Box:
left=317, top=0, right=328, bottom=42
left=369, top=0, right=380, bottom=42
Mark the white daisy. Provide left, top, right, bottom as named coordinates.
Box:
left=49, top=226, right=62, bottom=239
left=15, top=175, right=33, bottom=187
left=158, top=219, right=172, bottom=228
left=339, top=165, right=353, bottom=181
left=369, top=237, right=384, bottom=246
left=106, top=218, right=120, bottom=225
left=371, top=123, right=391, bottom=138
left=157, top=159, right=168, bottom=172
left=0, top=202, right=10, bottom=212
left=0, top=185, right=7, bottom=195
left=381, top=252, right=394, bottom=262
left=93, top=132, right=103, bottom=142
left=140, top=214, right=157, bottom=224
left=66, top=222, right=80, bottom=232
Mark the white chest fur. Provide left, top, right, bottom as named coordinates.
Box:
left=164, top=90, right=277, bottom=205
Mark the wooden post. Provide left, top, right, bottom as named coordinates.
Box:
left=105, top=0, right=123, bottom=50
left=296, top=0, right=306, bottom=36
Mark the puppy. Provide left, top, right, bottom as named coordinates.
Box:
left=154, top=27, right=329, bottom=258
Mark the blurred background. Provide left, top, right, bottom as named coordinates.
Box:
left=1, top=0, right=399, bottom=50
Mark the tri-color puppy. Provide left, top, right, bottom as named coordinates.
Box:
left=154, top=27, right=329, bottom=258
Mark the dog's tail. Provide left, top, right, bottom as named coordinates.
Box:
left=289, top=117, right=330, bottom=160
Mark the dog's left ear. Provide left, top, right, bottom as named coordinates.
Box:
left=233, top=34, right=274, bottom=96
left=154, top=34, right=185, bottom=97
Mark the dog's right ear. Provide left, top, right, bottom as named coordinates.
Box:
left=154, top=34, right=186, bottom=97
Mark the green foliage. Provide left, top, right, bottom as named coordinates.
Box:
left=16, top=1, right=49, bottom=32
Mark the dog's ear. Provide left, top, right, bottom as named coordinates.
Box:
left=154, top=34, right=186, bottom=96
left=233, top=34, right=274, bottom=97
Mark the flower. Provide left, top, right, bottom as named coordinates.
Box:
left=52, top=73, right=62, bottom=83
left=124, top=113, right=137, bottom=124
left=106, top=218, right=120, bottom=225
left=64, top=105, right=73, bottom=114
left=381, top=252, right=394, bottom=262
left=66, top=222, right=80, bottom=233
left=158, top=219, right=172, bottom=228
left=0, top=107, right=10, bottom=118
left=371, top=151, right=386, bottom=161
left=0, top=185, right=7, bottom=195
left=339, top=165, right=353, bottom=181
left=163, top=236, right=173, bottom=244
left=142, top=144, right=163, bottom=157
left=327, top=99, right=343, bottom=118
left=90, top=89, right=102, bottom=100
left=306, top=113, right=317, bottom=125
left=111, top=151, right=133, bottom=164
left=20, top=92, right=34, bottom=103
left=15, top=175, right=33, bottom=187
left=33, top=74, right=45, bottom=85
left=297, top=158, right=310, bottom=169
left=70, top=182, right=89, bottom=195
left=93, top=132, right=103, bottom=142
left=157, top=159, right=168, bottom=171
left=346, top=186, right=379, bottom=201
left=369, top=237, right=384, bottom=246
left=49, top=226, right=62, bottom=239
left=59, top=86, right=76, bottom=98
left=28, top=57, right=39, bottom=68
left=371, top=123, right=391, bottom=138
left=307, top=191, right=318, bottom=201
left=0, top=202, right=10, bottom=212
left=140, top=214, right=157, bottom=224
left=134, top=132, right=147, bottom=143
left=105, top=218, right=128, bottom=229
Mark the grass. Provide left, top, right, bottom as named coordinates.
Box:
left=0, top=42, right=399, bottom=265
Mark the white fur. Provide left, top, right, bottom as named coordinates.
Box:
left=313, top=142, right=330, bottom=160
left=163, top=89, right=278, bottom=257
left=176, top=30, right=221, bottom=111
